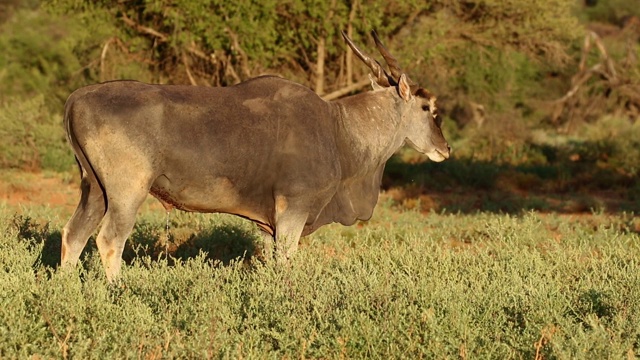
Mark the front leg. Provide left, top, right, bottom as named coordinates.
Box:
left=273, top=195, right=308, bottom=263
left=258, top=229, right=275, bottom=262
left=274, top=212, right=307, bottom=263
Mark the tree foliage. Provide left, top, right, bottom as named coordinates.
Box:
left=2, top=0, right=639, bottom=172
left=38, top=0, right=582, bottom=97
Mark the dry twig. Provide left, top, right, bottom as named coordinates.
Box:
left=552, top=30, right=640, bottom=130
left=182, top=52, right=197, bottom=86
left=225, top=27, right=251, bottom=80
left=322, top=78, right=370, bottom=101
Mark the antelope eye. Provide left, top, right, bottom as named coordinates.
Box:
left=422, top=105, right=430, bottom=112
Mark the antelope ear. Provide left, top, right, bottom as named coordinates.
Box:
left=368, top=74, right=384, bottom=91
left=398, top=74, right=412, bottom=102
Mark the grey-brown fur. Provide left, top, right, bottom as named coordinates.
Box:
left=61, top=32, right=450, bottom=281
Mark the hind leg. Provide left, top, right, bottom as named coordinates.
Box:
left=95, top=190, right=148, bottom=283
left=61, top=175, right=106, bottom=267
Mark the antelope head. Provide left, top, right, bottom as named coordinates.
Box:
left=342, top=30, right=450, bottom=162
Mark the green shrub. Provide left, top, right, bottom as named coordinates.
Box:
left=0, top=8, right=82, bottom=106
left=582, top=0, right=640, bottom=23
left=0, top=96, right=73, bottom=172
left=577, top=115, right=640, bottom=176
left=1, top=205, right=639, bottom=358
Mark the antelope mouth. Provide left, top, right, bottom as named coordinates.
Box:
left=427, top=148, right=450, bottom=162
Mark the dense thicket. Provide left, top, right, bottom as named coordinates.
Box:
left=0, top=0, right=638, bottom=173
left=10, top=0, right=584, bottom=99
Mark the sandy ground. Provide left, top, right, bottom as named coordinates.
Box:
left=0, top=171, right=164, bottom=218
left=1, top=170, right=637, bottom=227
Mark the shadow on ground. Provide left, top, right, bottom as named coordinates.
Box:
left=122, top=221, right=259, bottom=266
left=9, top=214, right=259, bottom=272
left=10, top=214, right=63, bottom=270
left=383, top=142, right=640, bottom=215
left=9, top=140, right=640, bottom=272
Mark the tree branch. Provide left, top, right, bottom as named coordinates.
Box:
left=315, top=37, right=326, bottom=95
left=121, top=12, right=168, bottom=42
left=182, top=52, right=197, bottom=86
left=322, top=78, right=370, bottom=101
left=225, top=27, right=251, bottom=79
left=99, top=37, right=116, bottom=82
left=345, top=1, right=358, bottom=85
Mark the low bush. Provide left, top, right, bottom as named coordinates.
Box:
left=1, top=204, right=639, bottom=358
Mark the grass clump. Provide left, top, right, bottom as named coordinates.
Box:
left=1, top=204, right=639, bottom=358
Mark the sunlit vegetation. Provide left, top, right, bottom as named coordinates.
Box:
left=1, top=0, right=639, bottom=357
left=2, top=204, right=639, bottom=358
